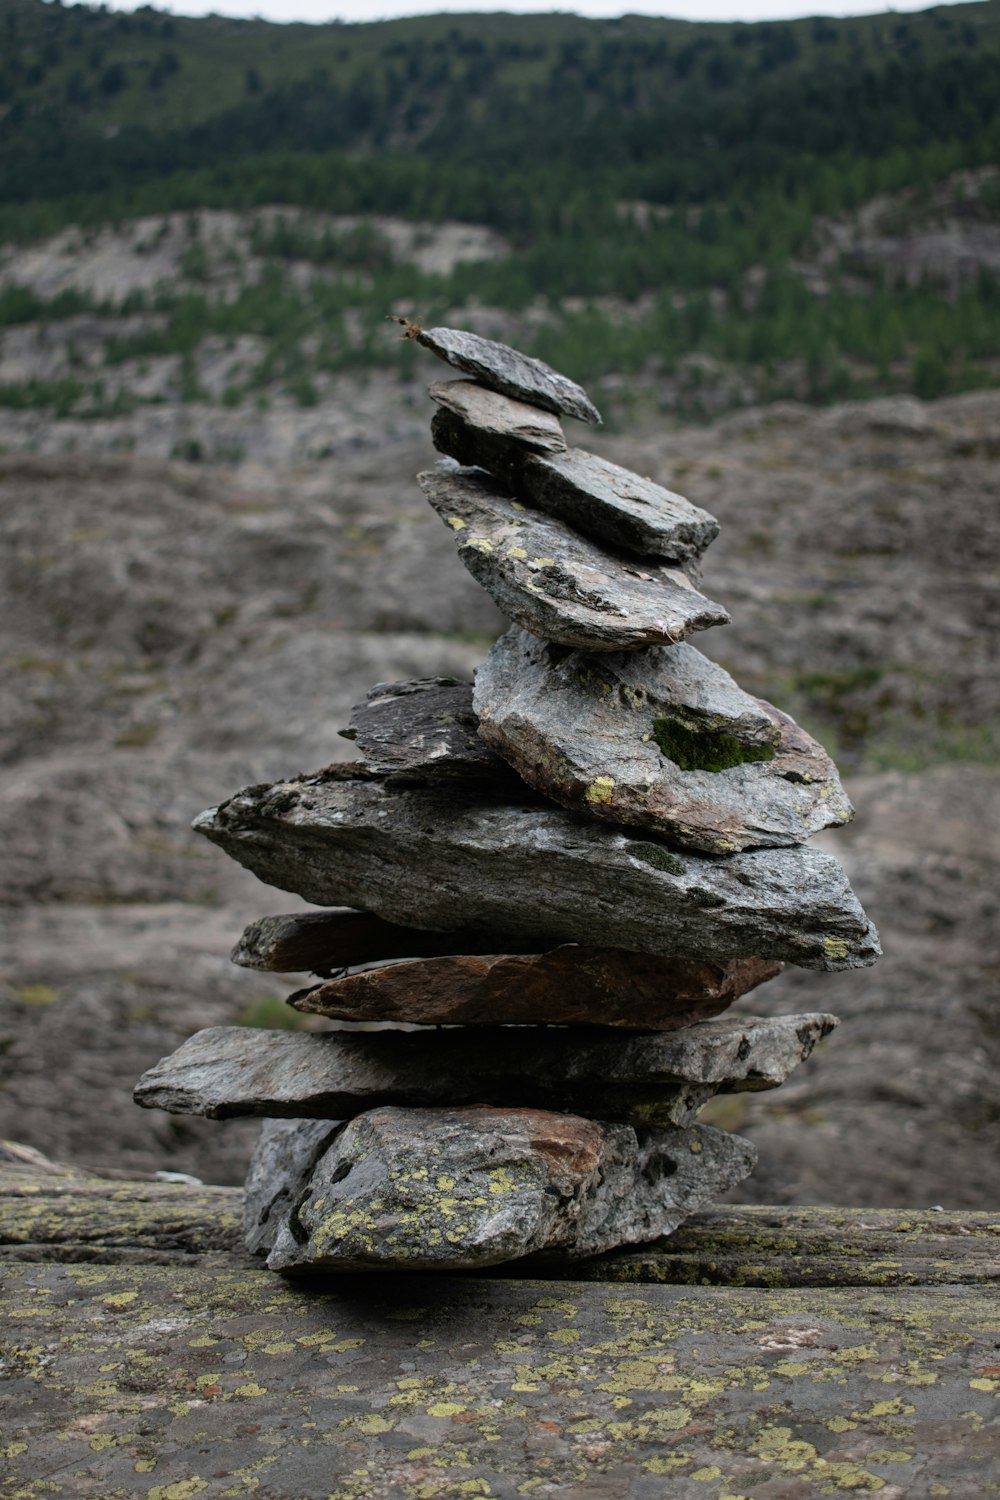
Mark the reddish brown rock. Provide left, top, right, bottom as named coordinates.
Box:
left=288, top=948, right=782, bottom=1029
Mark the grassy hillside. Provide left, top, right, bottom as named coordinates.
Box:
left=0, top=0, right=999, bottom=418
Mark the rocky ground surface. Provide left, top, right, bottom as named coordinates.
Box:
left=1, top=379, right=997, bottom=1206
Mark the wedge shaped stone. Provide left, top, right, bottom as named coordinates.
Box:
left=430, top=392, right=717, bottom=562
left=474, top=629, right=853, bottom=852
left=402, top=322, right=601, bottom=424
left=231, top=909, right=543, bottom=976
left=289, top=948, right=782, bottom=1028
left=341, top=677, right=514, bottom=785
left=133, top=1013, right=838, bottom=1128
left=195, top=771, right=880, bottom=969
left=428, top=379, right=567, bottom=454
left=251, top=1108, right=757, bottom=1271
left=419, top=467, right=729, bottom=652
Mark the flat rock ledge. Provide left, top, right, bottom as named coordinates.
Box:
left=194, top=770, right=880, bottom=969
left=430, top=383, right=718, bottom=562
left=289, top=948, right=782, bottom=1028
left=231, top=908, right=545, bottom=974
left=420, top=466, right=729, bottom=652
left=475, top=628, right=853, bottom=852
left=402, top=322, right=602, bottom=424
left=133, top=1013, right=838, bottom=1127
left=245, top=1108, right=757, bottom=1271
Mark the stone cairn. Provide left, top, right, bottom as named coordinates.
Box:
left=135, top=323, right=880, bottom=1274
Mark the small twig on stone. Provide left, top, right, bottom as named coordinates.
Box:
left=387, top=313, right=423, bottom=339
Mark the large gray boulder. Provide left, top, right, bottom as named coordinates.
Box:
left=194, top=769, right=880, bottom=968
left=419, top=467, right=729, bottom=651
left=134, top=1013, right=838, bottom=1127
left=247, top=1106, right=757, bottom=1271
left=474, top=628, right=853, bottom=852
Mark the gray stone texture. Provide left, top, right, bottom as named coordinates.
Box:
left=474, top=628, right=854, bottom=852
left=249, top=1107, right=757, bottom=1271
left=401, top=321, right=602, bottom=424
left=134, top=1013, right=838, bottom=1127
left=342, top=676, right=513, bottom=784
left=288, top=948, right=782, bottom=1028
left=419, top=466, right=729, bottom=651
left=429, top=383, right=718, bottom=561
left=194, top=770, right=880, bottom=969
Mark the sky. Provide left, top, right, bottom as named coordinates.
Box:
left=101, top=0, right=982, bottom=26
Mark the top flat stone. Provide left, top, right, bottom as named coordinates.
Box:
left=403, top=322, right=602, bottom=424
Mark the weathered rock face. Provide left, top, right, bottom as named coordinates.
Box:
left=248, top=1106, right=757, bottom=1271
left=231, top=909, right=544, bottom=975
left=194, top=771, right=880, bottom=969
left=399, top=322, right=602, bottom=424
left=134, top=1013, right=838, bottom=1127
left=430, top=387, right=718, bottom=563
left=289, top=948, right=782, bottom=1028
left=342, top=677, right=515, bottom=785
left=419, top=467, right=730, bottom=652
left=474, top=628, right=853, bottom=852
left=242, top=1117, right=340, bottom=1256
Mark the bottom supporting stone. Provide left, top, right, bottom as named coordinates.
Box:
left=245, top=1107, right=757, bottom=1273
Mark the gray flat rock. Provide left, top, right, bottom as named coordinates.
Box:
left=428, top=379, right=567, bottom=453
left=396, top=319, right=601, bottom=423
left=133, top=1013, right=838, bottom=1128
left=419, top=466, right=729, bottom=652
left=249, top=1107, right=757, bottom=1270
left=242, top=1117, right=340, bottom=1256
left=474, top=628, right=854, bottom=852
left=341, top=676, right=515, bottom=785
left=231, top=908, right=543, bottom=975
left=289, top=949, right=782, bottom=1028
left=194, top=769, right=880, bottom=969
left=430, top=390, right=717, bottom=562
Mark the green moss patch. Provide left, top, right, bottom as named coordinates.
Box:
left=652, top=716, right=777, bottom=774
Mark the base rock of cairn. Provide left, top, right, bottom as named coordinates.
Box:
left=134, top=322, right=880, bottom=1274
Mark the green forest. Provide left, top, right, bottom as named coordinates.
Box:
left=1, top=0, right=999, bottom=416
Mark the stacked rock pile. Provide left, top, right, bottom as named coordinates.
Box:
left=134, top=323, right=880, bottom=1275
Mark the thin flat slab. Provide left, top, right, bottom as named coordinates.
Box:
left=195, top=770, right=880, bottom=969
left=420, top=466, right=729, bottom=652
left=248, top=1107, right=756, bottom=1271
left=133, top=1013, right=838, bottom=1127
left=289, top=948, right=782, bottom=1028
left=430, top=384, right=718, bottom=561
left=231, top=909, right=544, bottom=975
left=397, top=320, right=602, bottom=424
left=428, top=378, right=567, bottom=454
left=474, top=628, right=854, bottom=852
left=341, top=677, right=515, bottom=785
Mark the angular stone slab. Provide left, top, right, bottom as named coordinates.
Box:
left=248, top=1107, right=757, bottom=1271
left=430, top=386, right=718, bottom=562
left=393, top=318, right=602, bottom=424
left=474, top=628, right=854, bottom=852
left=419, top=466, right=729, bottom=652
left=195, top=770, right=880, bottom=969
left=232, top=908, right=544, bottom=976
left=341, top=676, right=516, bottom=785
left=428, top=379, right=567, bottom=455
left=289, top=948, right=782, bottom=1029
left=133, top=1013, right=838, bottom=1128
